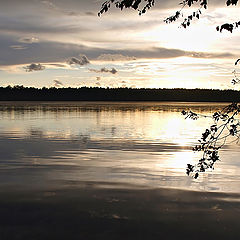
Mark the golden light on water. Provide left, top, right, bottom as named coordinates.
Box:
left=156, top=151, right=196, bottom=174
left=148, top=111, right=197, bottom=146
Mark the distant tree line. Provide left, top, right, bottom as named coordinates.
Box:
left=0, top=85, right=240, bottom=102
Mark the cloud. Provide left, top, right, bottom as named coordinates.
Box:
left=95, top=82, right=101, bottom=86
left=23, top=63, right=45, bottom=72
left=41, top=0, right=57, bottom=10
left=40, top=0, right=79, bottom=16
left=0, top=15, right=86, bottom=35
left=67, top=55, right=90, bottom=66
left=89, top=67, right=118, bottom=74
left=96, top=77, right=101, bottom=81
left=0, top=35, right=235, bottom=67
left=118, top=47, right=235, bottom=60
left=97, top=54, right=136, bottom=62
left=10, top=45, right=28, bottom=50
left=53, top=79, right=63, bottom=87
left=18, top=37, right=39, bottom=44
left=47, top=63, right=68, bottom=68
left=96, top=49, right=234, bottom=61
left=121, top=81, right=127, bottom=88
left=189, top=52, right=234, bottom=59
left=85, top=11, right=95, bottom=16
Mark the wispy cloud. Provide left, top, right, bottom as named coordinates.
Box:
left=85, top=11, right=95, bottom=16
left=40, top=0, right=79, bottom=16
left=10, top=45, right=28, bottom=50
left=18, top=37, right=39, bottom=44
left=89, top=67, right=118, bottom=74
left=47, top=63, right=68, bottom=68
left=189, top=52, right=234, bottom=59
left=97, top=54, right=136, bottom=61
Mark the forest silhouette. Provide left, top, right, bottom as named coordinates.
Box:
left=0, top=86, right=240, bottom=102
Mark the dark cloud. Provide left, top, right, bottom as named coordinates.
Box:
left=24, top=63, right=45, bottom=72
left=0, top=35, right=235, bottom=66
left=109, top=68, right=117, bottom=74
left=95, top=82, right=101, bottom=86
left=67, top=55, right=90, bottom=66
left=96, top=77, right=101, bottom=81
left=89, top=67, right=118, bottom=74
left=53, top=79, right=63, bottom=87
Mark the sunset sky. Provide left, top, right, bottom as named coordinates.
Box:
left=1, top=0, right=240, bottom=89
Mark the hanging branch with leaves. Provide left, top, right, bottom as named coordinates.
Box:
left=99, top=0, right=239, bottom=32
left=164, top=0, right=207, bottom=29
left=183, top=102, right=240, bottom=179
left=98, top=0, right=155, bottom=16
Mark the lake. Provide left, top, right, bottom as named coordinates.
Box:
left=0, top=101, right=239, bottom=193
left=0, top=101, right=240, bottom=239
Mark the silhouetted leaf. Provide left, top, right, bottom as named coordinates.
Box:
left=235, top=59, right=240, bottom=65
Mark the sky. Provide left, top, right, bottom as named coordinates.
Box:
left=0, top=0, right=240, bottom=89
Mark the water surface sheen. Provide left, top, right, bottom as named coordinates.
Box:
left=0, top=101, right=239, bottom=193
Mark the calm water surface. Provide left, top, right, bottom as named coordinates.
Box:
left=0, top=101, right=239, bottom=193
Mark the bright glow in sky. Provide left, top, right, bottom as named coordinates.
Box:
left=0, top=0, right=240, bottom=89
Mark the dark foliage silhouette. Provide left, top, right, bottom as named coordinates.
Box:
left=99, top=0, right=239, bottom=32
left=1, top=86, right=240, bottom=101
left=184, top=103, right=240, bottom=178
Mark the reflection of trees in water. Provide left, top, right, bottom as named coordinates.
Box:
left=0, top=98, right=231, bottom=115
